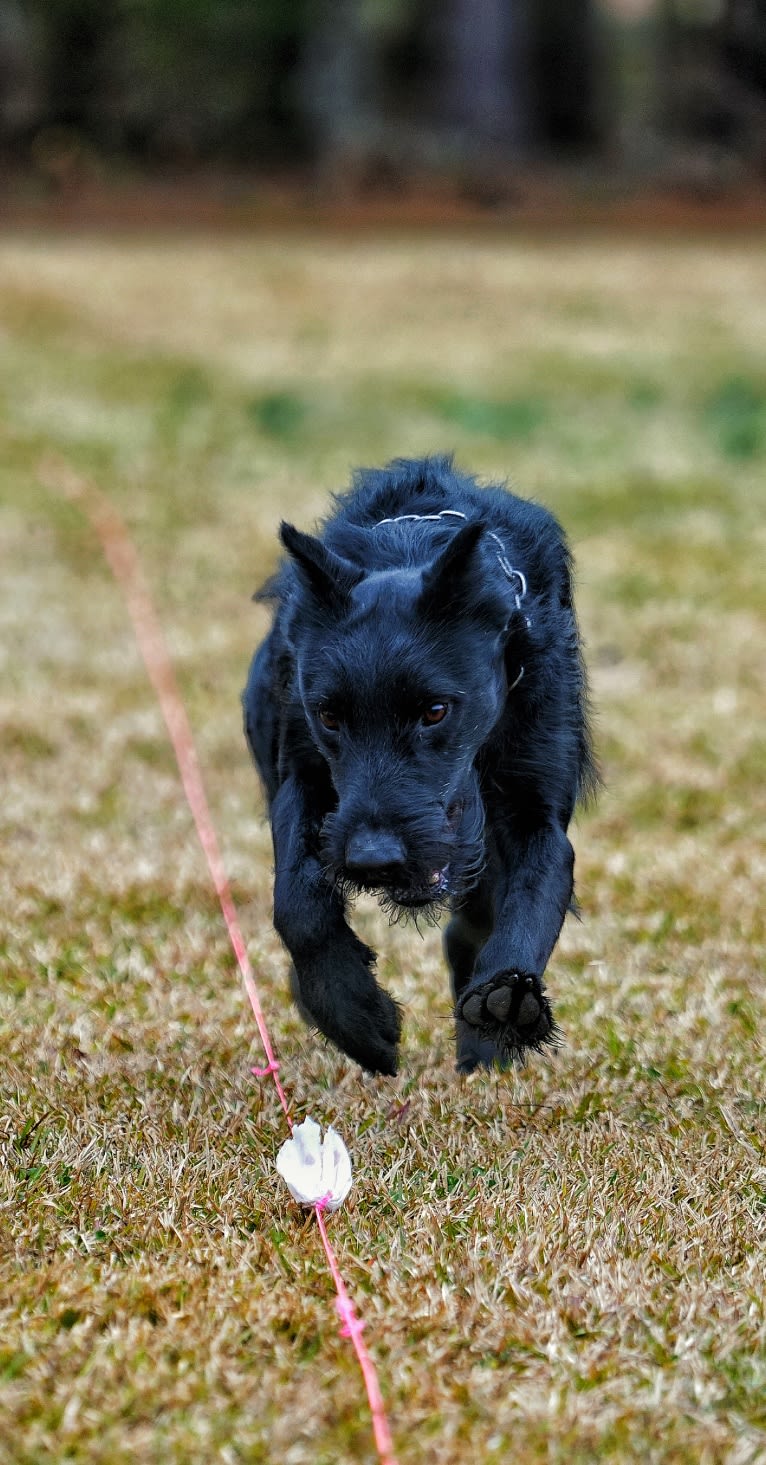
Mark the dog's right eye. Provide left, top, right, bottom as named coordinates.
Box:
left=318, top=708, right=341, bottom=731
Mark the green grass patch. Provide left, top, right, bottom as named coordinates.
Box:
left=431, top=389, right=549, bottom=441
left=703, top=374, right=766, bottom=460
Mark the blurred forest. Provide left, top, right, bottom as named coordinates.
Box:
left=2, top=0, right=766, bottom=197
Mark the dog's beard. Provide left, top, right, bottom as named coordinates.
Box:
left=320, top=776, right=485, bottom=924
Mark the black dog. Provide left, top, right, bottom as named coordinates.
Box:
left=243, top=456, right=596, bottom=1074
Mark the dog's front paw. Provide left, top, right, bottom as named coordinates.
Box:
left=457, top=972, right=555, bottom=1057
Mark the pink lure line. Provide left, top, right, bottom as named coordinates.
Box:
left=44, top=461, right=399, bottom=1465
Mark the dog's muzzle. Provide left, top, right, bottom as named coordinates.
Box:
left=341, top=827, right=451, bottom=908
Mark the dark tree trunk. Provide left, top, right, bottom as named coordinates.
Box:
left=439, top=0, right=532, bottom=155
left=297, top=0, right=384, bottom=172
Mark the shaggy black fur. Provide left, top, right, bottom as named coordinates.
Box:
left=243, top=456, right=597, bottom=1074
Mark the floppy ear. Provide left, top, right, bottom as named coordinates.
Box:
left=417, top=521, right=485, bottom=618
left=279, top=523, right=363, bottom=611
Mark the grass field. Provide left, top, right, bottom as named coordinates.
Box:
left=1, top=232, right=765, bottom=1464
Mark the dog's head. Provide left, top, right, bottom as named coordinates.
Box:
left=280, top=519, right=523, bottom=910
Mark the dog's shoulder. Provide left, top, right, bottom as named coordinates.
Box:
left=321, top=455, right=565, bottom=581
left=330, top=455, right=463, bottom=528
left=331, top=453, right=562, bottom=535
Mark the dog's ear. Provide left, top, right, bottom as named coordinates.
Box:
left=418, top=521, right=485, bottom=617
left=279, top=522, right=362, bottom=611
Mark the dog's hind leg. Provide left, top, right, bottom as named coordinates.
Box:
left=270, top=775, right=402, bottom=1075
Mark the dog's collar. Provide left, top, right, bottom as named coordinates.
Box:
left=373, top=508, right=532, bottom=627
left=373, top=508, right=530, bottom=693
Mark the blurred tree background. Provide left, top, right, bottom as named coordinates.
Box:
left=1, top=0, right=766, bottom=194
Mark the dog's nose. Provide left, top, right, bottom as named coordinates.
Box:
left=344, top=829, right=407, bottom=884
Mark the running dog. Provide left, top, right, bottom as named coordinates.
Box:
left=244, top=456, right=596, bottom=1074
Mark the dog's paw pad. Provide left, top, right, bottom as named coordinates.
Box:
left=486, top=986, right=513, bottom=1021
left=462, top=993, right=485, bottom=1025
left=517, top=991, right=541, bottom=1026
left=457, top=972, right=554, bottom=1054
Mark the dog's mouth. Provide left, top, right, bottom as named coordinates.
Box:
left=428, top=864, right=451, bottom=896
left=334, top=862, right=451, bottom=910
left=383, top=863, right=451, bottom=909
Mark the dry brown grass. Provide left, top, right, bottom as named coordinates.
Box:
left=1, top=233, right=765, bottom=1464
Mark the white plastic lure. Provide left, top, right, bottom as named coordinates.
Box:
left=276, top=1116, right=353, bottom=1212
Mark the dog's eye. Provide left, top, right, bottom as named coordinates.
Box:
left=318, top=708, right=341, bottom=732
left=421, top=701, right=449, bottom=726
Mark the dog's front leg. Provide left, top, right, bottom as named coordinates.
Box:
left=455, top=821, right=574, bottom=1063
left=270, top=776, right=401, bottom=1075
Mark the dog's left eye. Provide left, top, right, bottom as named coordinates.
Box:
left=421, top=701, right=449, bottom=726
